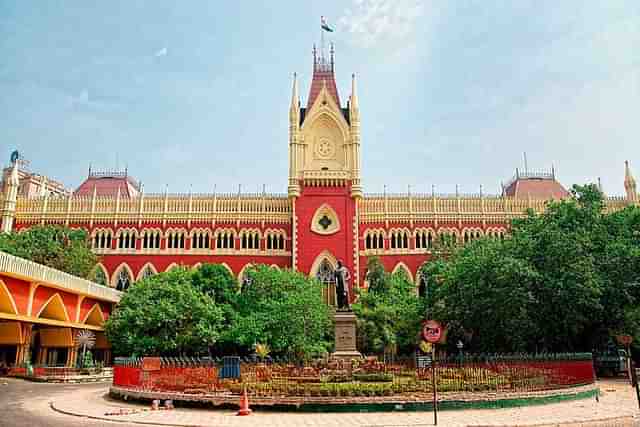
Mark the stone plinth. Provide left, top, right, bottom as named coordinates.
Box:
left=331, top=311, right=362, bottom=360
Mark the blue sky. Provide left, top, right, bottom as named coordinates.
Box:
left=1, top=1, right=638, bottom=195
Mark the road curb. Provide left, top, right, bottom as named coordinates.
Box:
left=49, top=400, right=204, bottom=427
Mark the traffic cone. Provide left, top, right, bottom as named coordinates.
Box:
left=236, top=387, right=252, bottom=416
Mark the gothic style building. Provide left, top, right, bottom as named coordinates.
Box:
left=1, top=45, right=638, bottom=301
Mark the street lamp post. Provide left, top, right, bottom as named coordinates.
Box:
left=456, top=340, right=464, bottom=364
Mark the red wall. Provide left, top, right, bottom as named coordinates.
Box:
left=295, top=183, right=356, bottom=295
left=31, top=286, right=78, bottom=320
left=1, top=275, right=30, bottom=315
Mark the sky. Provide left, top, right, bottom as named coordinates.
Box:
left=1, top=1, right=638, bottom=196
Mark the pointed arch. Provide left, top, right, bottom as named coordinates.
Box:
left=220, top=263, right=233, bottom=276
left=192, top=262, right=203, bottom=270
left=136, top=262, right=158, bottom=281
left=111, top=263, right=135, bottom=290
left=237, top=263, right=254, bottom=284
left=165, top=262, right=181, bottom=272
left=0, top=279, right=18, bottom=315
left=82, top=303, right=106, bottom=327
left=392, top=262, right=413, bottom=283
left=36, top=293, right=70, bottom=322
left=309, top=250, right=338, bottom=278
left=89, top=263, right=109, bottom=286
left=269, top=264, right=281, bottom=270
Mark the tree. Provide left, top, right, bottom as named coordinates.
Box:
left=191, top=263, right=239, bottom=353
left=105, top=268, right=223, bottom=356
left=354, top=258, right=423, bottom=356
left=0, top=225, right=98, bottom=278
left=428, top=183, right=640, bottom=353
left=231, top=265, right=332, bottom=360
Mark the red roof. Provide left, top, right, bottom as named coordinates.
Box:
left=503, top=177, right=569, bottom=200
left=74, top=172, right=140, bottom=198
left=307, top=64, right=341, bottom=110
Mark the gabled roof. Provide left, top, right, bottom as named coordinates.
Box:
left=307, top=65, right=341, bottom=111
left=503, top=170, right=568, bottom=200
left=74, top=171, right=140, bottom=198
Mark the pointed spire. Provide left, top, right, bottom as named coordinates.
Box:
left=350, top=73, right=359, bottom=110
left=8, top=160, right=19, bottom=187
left=290, top=72, right=299, bottom=111
left=624, top=160, right=637, bottom=202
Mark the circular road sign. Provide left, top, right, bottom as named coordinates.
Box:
left=422, top=320, right=443, bottom=344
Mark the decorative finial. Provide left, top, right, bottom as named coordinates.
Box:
left=432, top=184, right=435, bottom=197
left=88, top=163, right=92, bottom=177
left=456, top=184, right=459, bottom=197
left=330, top=42, right=335, bottom=70
left=551, top=164, right=556, bottom=179
left=479, top=184, right=483, bottom=197
left=312, top=44, right=317, bottom=65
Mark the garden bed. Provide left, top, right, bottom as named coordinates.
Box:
left=109, top=383, right=598, bottom=412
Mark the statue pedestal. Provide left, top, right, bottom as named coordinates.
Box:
left=331, top=311, right=362, bottom=361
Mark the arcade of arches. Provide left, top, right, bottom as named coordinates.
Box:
left=0, top=252, right=119, bottom=368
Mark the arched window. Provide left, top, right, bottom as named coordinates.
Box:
left=389, top=229, right=409, bottom=249
left=140, top=266, right=155, bottom=280
left=116, top=268, right=132, bottom=291
left=167, top=230, right=186, bottom=249
left=316, top=259, right=335, bottom=286
left=216, top=230, right=235, bottom=249
left=93, top=230, right=112, bottom=250
left=117, top=230, right=137, bottom=250
left=240, top=230, right=261, bottom=250
left=191, top=230, right=211, bottom=249
left=141, top=229, right=161, bottom=249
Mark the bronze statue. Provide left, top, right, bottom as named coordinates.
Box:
left=334, top=260, right=350, bottom=310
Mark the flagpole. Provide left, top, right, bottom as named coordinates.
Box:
left=320, top=16, right=325, bottom=64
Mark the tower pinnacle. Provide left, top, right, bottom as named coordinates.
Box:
left=624, top=160, right=637, bottom=203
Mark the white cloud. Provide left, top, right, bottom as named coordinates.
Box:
left=338, top=0, right=426, bottom=48
left=154, top=47, right=168, bottom=57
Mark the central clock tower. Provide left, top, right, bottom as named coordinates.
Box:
left=288, top=45, right=362, bottom=294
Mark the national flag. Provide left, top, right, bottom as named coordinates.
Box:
left=321, top=16, right=334, bottom=32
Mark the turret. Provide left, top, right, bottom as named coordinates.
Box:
left=349, top=73, right=362, bottom=198
left=1, top=158, right=20, bottom=233
left=288, top=72, right=301, bottom=198
left=624, top=161, right=638, bottom=204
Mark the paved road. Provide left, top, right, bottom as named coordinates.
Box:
left=1, top=376, right=638, bottom=427
left=0, top=377, right=143, bottom=427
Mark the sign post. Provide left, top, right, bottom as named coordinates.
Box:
left=422, top=320, right=443, bottom=426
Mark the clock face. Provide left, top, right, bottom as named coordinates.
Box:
left=315, top=138, right=335, bottom=159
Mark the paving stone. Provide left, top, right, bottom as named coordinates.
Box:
left=48, top=379, right=639, bottom=427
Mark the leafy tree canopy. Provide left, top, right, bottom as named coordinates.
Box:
left=0, top=225, right=98, bottom=278
left=231, top=265, right=332, bottom=360
left=426, top=184, right=640, bottom=353
left=354, top=257, right=423, bottom=356
left=105, top=268, right=223, bottom=356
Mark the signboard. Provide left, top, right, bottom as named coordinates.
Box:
left=422, top=320, right=443, bottom=344
left=616, top=335, right=633, bottom=346
left=142, top=357, right=161, bottom=371
left=417, top=355, right=432, bottom=368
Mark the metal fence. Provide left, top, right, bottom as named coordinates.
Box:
left=113, top=353, right=595, bottom=397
